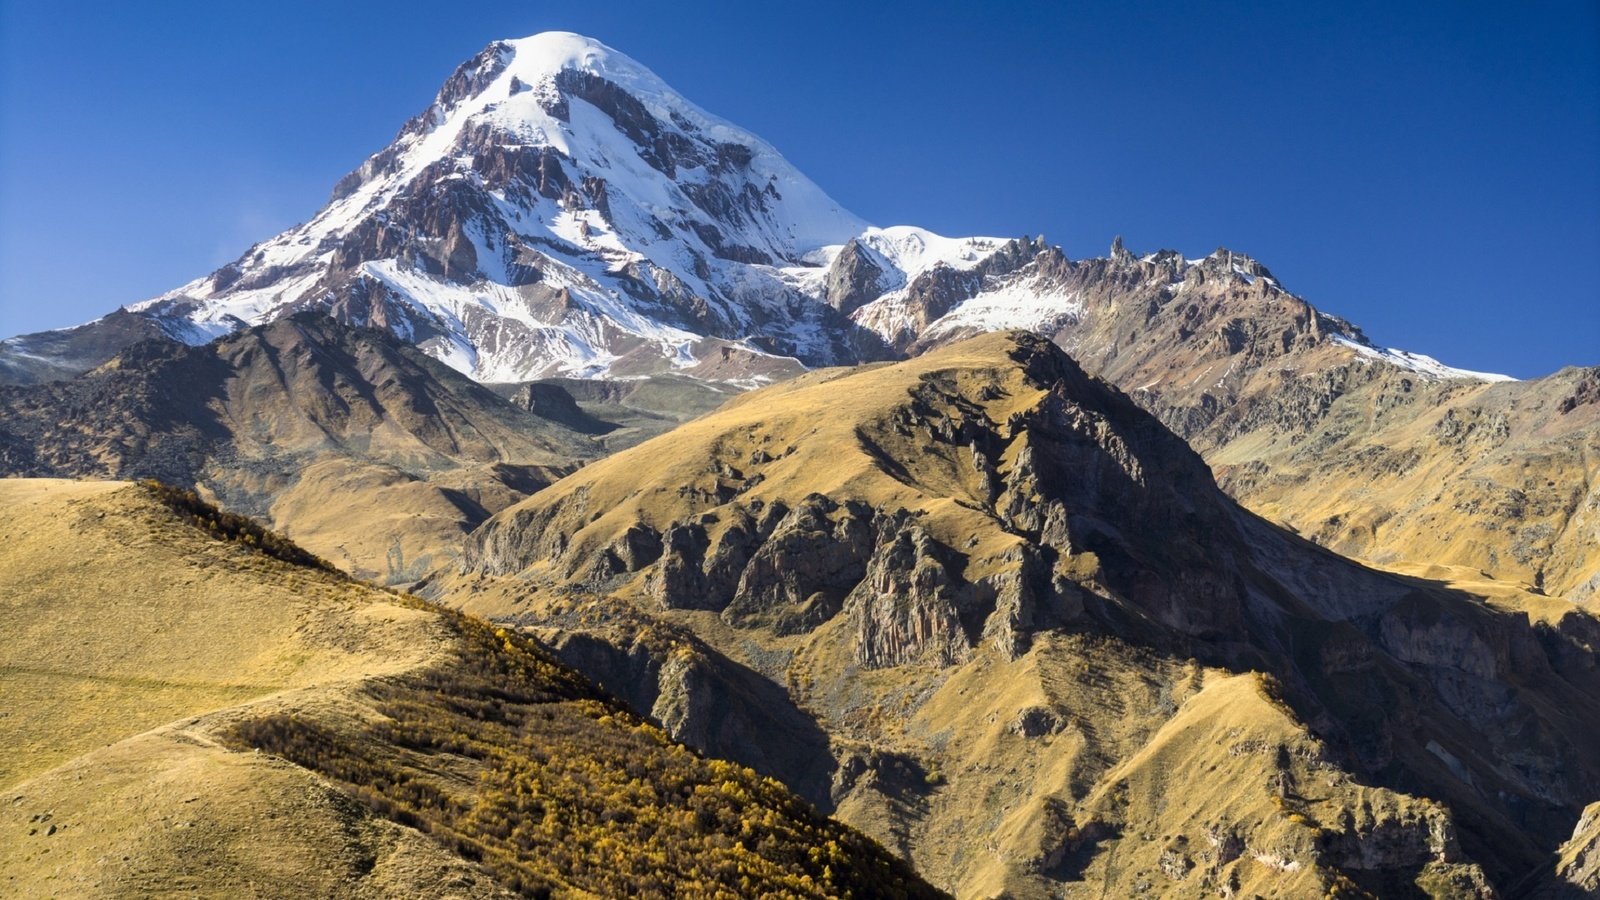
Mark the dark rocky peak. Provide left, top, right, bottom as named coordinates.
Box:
left=886, top=237, right=1072, bottom=346
left=979, top=235, right=1054, bottom=279
left=991, top=334, right=1252, bottom=636
left=432, top=41, right=515, bottom=119
left=1195, top=246, right=1277, bottom=283
left=236, top=309, right=395, bottom=354
left=506, top=381, right=617, bottom=434
left=825, top=238, right=889, bottom=314
left=1556, top=366, right=1600, bottom=414
left=554, top=69, right=688, bottom=177
left=1109, top=234, right=1136, bottom=266
left=87, top=332, right=192, bottom=373
left=1099, top=241, right=1282, bottom=295
left=330, top=42, right=514, bottom=204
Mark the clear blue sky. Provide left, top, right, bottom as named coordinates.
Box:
left=2, top=0, right=1595, bottom=377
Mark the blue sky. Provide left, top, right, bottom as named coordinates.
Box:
left=1, top=0, right=1595, bottom=377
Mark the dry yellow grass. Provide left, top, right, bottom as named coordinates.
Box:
left=261, top=456, right=491, bottom=581
left=0, top=479, right=442, bottom=788
left=4, top=720, right=511, bottom=899
left=0, top=478, right=509, bottom=896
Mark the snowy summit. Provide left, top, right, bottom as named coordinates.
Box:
left=49, top=31, right=1504, bottom=385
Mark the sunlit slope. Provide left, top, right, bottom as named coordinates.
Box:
left=1208, top=363, right=1600, bottom=604
left=0, top=478, right=443, bottom=788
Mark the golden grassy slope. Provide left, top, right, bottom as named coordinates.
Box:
left=0, top=478, right=494, bottom=897
left=1209, top=364, right=1600, bottom=604
left=0, top=478, right=443, bottom=788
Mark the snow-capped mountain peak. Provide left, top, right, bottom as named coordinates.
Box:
left=85, top=33, right=1511, bottom=388
left=125, top=32, right=886, bottom=382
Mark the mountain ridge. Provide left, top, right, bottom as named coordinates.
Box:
left=0, top=32, right=1528, bottom=390
left=432, top=330, right=1600, bottom=897
left=0, top=312, right=601, bottom=581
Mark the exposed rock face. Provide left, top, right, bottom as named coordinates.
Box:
left=1530, top=801, right=1600, bottom=897
left=440, top=332, right=1600, bottom=898
left=824, top=239, right=888, bottom=315
left=719, top=497, right=869, bottom=623
left=527, top=611, right=840, bottom=807
left=1008, top=705, right=1065, bottom=738
left=847, top=522, right=970, bottom=668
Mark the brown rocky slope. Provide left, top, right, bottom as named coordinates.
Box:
left=0, top=312, right=603, bottom=582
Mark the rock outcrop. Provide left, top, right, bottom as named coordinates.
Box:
left=1529, top=801, right=1600, bottom=897
left=824, top=239, right=889, bottom=315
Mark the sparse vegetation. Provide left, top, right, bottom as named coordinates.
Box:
left=138, top=478, right=336, bottom=572
left=226, top=607, right=946, bottom=899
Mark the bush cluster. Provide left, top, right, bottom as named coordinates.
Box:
left=138, top=478, right=335, bottom=572
left=227, top=611, right=946, bottom=899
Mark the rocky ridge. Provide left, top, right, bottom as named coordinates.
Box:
left=436, top=331, right=1600, bottom=898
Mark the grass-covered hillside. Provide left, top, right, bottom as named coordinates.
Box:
left=0, top=478, right=945, bottom=899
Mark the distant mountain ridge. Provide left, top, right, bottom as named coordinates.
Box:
left=0, top=313, right=599, bottom=581
left=0, top=32, right=1516, bottom=389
